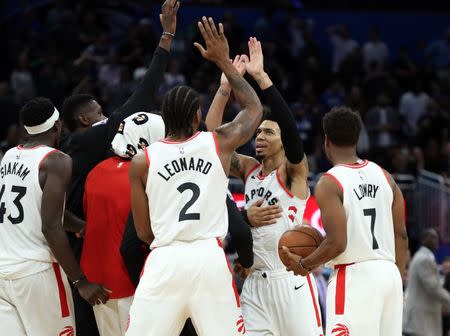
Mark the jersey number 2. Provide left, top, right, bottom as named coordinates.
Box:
left=177, top=182, right=200, bottom=222
left=363, top=208, right=379, bottom=250
left=0, top=184, right=27, bottom=225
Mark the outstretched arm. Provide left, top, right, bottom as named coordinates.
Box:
left=194, top=17, right=262, bottom=165
left=205, top=55, right=248, bottom=131
left=106, top=0, right=180, bottom=143
left=245, top=38, right=308, bottom=198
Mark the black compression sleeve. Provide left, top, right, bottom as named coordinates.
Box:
left=226, top=196, right=254, bottom=268
left=261, top=85, right=304, bottom=163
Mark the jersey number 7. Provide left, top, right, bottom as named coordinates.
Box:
left=363, top=208, right=379, bottom=250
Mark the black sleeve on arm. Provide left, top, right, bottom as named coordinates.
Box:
left=226, top=196, right=253, bottom=268
left=105, top=47, right=170, bottom=144
left=261, top=85, right=304, bottom=163
left=120, top=213, right=146, bottom=288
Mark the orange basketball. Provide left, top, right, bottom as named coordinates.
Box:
left=278, top=225, right=324, bottom=267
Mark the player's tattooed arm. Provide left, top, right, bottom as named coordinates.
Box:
left=205, top=55, right=247, bottom=131
left=194, top=17, right=262, bottom=154
left=229, top=152, right=260, bottom=181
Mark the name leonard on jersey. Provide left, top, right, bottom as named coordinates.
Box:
left=157, top=156, right=213, bottom=181
left=0, top=161, right=30, bottom=181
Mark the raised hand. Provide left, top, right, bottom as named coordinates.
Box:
left=194, top=17, right=230, bottom=65
left=160, top=0, right=180, bottom=34
left=220, top=55, right=249, bottom=87
left=245, top=37, right=264, bottom=77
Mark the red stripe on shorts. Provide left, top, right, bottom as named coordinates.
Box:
left=52, top=263, right=70, bottom=318
left=216, top=238, right=241, bottom=308
left=335, top=263, right=354, bottom=315
left=306, top=274, right=322, bottom=327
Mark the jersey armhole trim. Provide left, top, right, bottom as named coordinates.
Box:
left=381, top=168, right=391, bottom=186
left=212, top=131, right=220, bottom=156
left=144, top=148, right=150, bottom=168
left=244, top=163, right=260, bottom=182
left=276, top=169, right=294, bottom=198
left=323, top=172, right=344, bottom=192
left=38, top=149, right=59, bottom=169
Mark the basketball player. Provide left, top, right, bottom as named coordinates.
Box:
left=0, top=98, right=110, bottom=335
left=282, top=107, right=408, bottom=335
left=227, top=37, right=323, bottom=335
left=126, top=17, right=262, bottom=335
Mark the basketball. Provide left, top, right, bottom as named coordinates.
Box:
left=278, top=225, right=324, bottom=267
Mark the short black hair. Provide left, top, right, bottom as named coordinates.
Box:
left=20, top=97, right=55, bottom=127
left=323, top=106, right=362, bottom=146
left=162, top=86, right=200, bottom=137
left=61, top=94, right=95, bottom=132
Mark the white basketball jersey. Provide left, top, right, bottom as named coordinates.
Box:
left=325, top=160, right=395, bottom=267
left=245, top=165, right=308, bottom=271
left=0, top=145, right=58, bottom=279
left=146, top=131, right=228, bottom=248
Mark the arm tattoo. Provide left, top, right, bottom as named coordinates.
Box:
left=230, top=152, right=242, bottom=175
left=219, top=87, right=230, bottom=97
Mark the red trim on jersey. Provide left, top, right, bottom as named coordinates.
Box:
left=337, top=160, right=369, bottom=169
left=381, top=168, right=391, bottom=185
left=52, top=263, right=70, bottom=318
left=306, top=274, right=322, bottom=327
left=216, top=238, right=241, bottom=308
left=212, top=132, right=220, bottom=155
left=161, top=131, right=201, bottom=144
left=335, top=263, right=354, bottom=315
left=16, top=144, right=46, bottom=150
left=323, top=173, right=344, bottom=192
left=244, top=163, right=260, bottom=182
left=144, top=148, right=150, bottom=168
left=38, top=149, right=59, bottom=169
left=276, top=169, right=294, bottom=198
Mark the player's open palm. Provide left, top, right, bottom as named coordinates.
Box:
left=194, top=17, right=230, bottom=64
left=77, top=280, right=111, bottom=306
left=245, top=37, right=264, bottom=78
left=220, top=54, right=249, bottom=86
left=247, top=199, right=282, bottom=227
left=160, top=0, right=180, bottom=34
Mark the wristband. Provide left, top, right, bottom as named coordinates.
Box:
left=299, top=258, right=312, bottom=273
left=72, top=274, right=86, bottom=287
left=162, top=31, right=175, bottom=38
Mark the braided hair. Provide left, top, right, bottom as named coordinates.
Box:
left=162, top=86, right=201, bottom=138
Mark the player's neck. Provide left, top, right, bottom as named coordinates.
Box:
left=23, top=135, right=55, bottom=149
left=261, top=151, right=285, bottom=175
left=330, top=146, right=361, bottom=166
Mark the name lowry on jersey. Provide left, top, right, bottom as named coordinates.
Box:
left=157, top=156, right=213, bottom=181
left=353, top=183, right=379, bottom=200
left=0, top=161, right=30, bottom=180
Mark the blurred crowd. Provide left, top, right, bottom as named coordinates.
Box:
left=1, top=0, right=449, bottom=181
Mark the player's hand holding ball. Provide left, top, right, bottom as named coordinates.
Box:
left=279, top=225, right=324, bottom=276
left=194, top=17, right=230, bottom=66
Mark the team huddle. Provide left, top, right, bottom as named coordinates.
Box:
left=0, top=1, right=408, bottom=336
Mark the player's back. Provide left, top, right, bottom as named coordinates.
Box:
left=325, top=160, right=395, bottom=267
left=0, top=145, right=57, bottom=279
left=146, top=131, right=228, bottom=248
